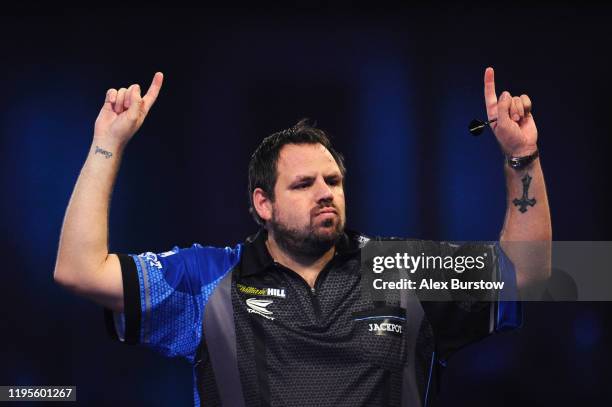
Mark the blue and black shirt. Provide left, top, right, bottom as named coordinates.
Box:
left=105, top=229, right=521, bottom=406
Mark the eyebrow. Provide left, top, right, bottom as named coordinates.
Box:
left=289, top=173, right=343, bottom=184
left=289, top=175, right=315, bottom=185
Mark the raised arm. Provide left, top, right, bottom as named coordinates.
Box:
left=53, top=73, right=164, bottom=312
left=483, top=67, right=552, bottom=290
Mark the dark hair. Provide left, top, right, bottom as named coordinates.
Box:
left=248, top=119, right=347, bottom=225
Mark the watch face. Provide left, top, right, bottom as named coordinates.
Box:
left=508, top=150, right=539, bottom=170
left=510, top=158, right=522, bottom=168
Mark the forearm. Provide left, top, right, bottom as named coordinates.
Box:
left=54, top=138, right=125, bottom=290
left=500, top=157, right=552, bottom=288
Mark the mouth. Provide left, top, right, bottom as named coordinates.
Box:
left=314, top=208, right=338, bottom=217
left=313, top=208, right=339, bottom=229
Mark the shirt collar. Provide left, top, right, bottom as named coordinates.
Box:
left=239, top=227, right=364, bottom=277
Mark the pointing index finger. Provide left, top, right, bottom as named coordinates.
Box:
left=142, top=72, right=164, bottom=113
left=484, top=67, right=497, bottom=121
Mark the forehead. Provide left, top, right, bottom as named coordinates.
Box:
left=276, top=143, right=340, bottom=178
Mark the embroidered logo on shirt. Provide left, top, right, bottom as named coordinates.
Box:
left=238, top=284, right=286, bottom=299
left=357, top=235, right=371, bottom=247
left=353, top=310, right=406, bottom=338
left=140, top=252, right=162, bottom=269
left=246, top=298, right=275, bottom=320
left=368, top=321, right=403, bottom=335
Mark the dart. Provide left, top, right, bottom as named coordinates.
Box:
left=468, top=118, right=497, bottom=136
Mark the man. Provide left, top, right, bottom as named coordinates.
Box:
left=54, top=68, right=551, bottom=406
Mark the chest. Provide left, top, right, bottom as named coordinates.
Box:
left=232, top=259, right=413, bottom=373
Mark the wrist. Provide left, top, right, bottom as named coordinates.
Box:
left=91, top=134, right=128, bottom=152
left=506, top=144, right=538, bottom=157
left=505, top=149, right=539, bottom=171
left=89, top=140, right=126, bottom=162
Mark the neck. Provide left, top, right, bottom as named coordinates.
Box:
left=265, top=232, right=336, bottom=288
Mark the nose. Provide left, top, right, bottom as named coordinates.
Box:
left=314, top=177, right=334, bottom=204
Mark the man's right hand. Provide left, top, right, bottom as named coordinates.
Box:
left=94, top=72, right=164, bottom=145
left=55, top=72, right=164, bottom=312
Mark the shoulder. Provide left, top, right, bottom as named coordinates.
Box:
left=189, top=243, right=243, bottom=267
left=132, top=242, right=243, bottom=291
left=347, top=231, right=445, bottom=257
left=135, top=243, right=242, bottom=267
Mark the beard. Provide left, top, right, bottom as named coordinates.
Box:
left=268, top=206, right=345, bottom=259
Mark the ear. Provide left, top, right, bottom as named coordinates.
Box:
left=253, top=188, right=273, bottom=223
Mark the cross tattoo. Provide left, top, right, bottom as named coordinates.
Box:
left=513, top=174, right=537, bottom=213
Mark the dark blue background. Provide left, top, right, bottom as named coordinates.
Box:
left=1, top=4, right=610, bottom=406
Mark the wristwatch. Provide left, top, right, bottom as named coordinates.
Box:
left=507, top=149, right=539, bottom=170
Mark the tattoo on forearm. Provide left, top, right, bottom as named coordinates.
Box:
left=513, top=174, right=537, bottom=213
left=94, top=145, right=113, bottom=159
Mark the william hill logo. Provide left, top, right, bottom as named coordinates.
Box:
left=266, top=288, right=286, bottom=298
left=238, top=284, right=286, bottom=299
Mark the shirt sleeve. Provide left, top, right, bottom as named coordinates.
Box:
left=420, top=241, right=523, bottom=361
left=104, top=244, right=241, bottom=363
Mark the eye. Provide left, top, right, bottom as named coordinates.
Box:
left=326, top=177, right=341, bottom=186
left=293, top=181, right=312, bottom=190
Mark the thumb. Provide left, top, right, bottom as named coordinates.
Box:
left=497, top=91, right=512, bottom=124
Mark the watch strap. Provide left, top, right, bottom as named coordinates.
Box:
left=507, top=149, right=539, bottom=170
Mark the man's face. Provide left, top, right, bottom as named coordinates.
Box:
left=268, top=143, right=346, bottom=257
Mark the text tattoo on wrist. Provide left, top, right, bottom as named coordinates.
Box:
left=513, top=174, right=537, bottom=213
left=94, top=145, right=113, bottom=159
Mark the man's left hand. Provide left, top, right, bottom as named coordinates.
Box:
left=484, top=67, right=538, bottom=157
